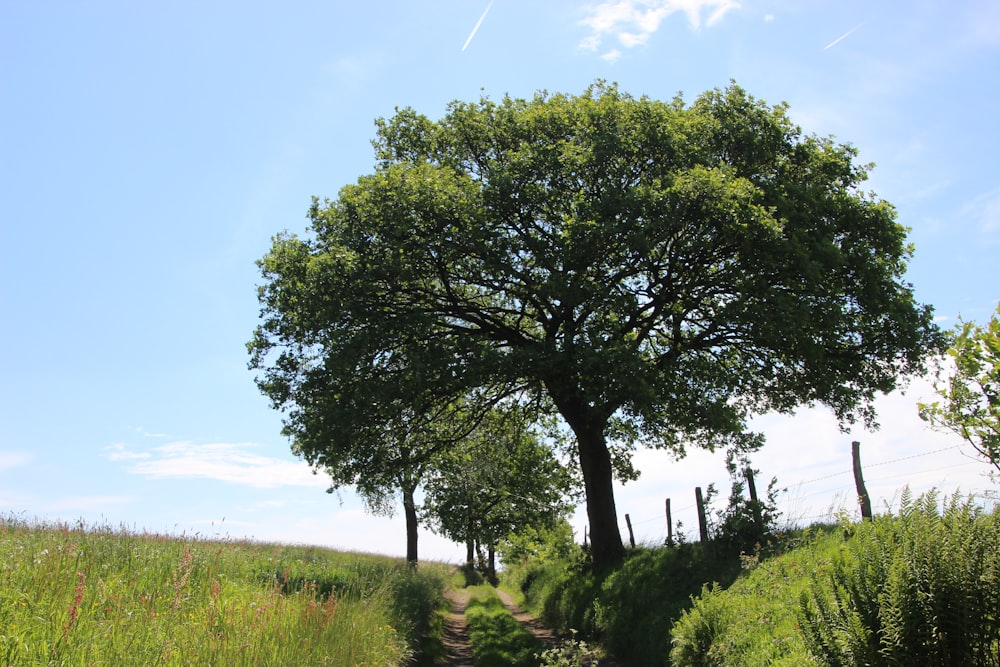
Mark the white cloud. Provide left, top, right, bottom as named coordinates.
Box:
left=0, top=451, right=31, bottom=472
left=579, top=0, right=740, bottom=58
left=247, top=509, right=465, bottom=562
left=108, top=441, right=329, bottom=490
left=104, top=443, right=151, bottom=461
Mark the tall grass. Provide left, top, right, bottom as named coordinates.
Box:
left=669, top=527, right=841, bottom=666
left=0, top=517, right=447, bottom=666
left=670, top=491, right=1000, bottom=666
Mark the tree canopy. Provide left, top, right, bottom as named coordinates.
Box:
left=249, top=82, right=942, bottom=570
left=919, top=303, right=1000, bottom=476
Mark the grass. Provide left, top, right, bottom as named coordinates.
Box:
left=672, top=492, right=1000, bottom=666
left=464, top=584, right=544, bottom=667
left=0, top=517, right=448, bottom=666
left=669, top=528, right=842, bottom=666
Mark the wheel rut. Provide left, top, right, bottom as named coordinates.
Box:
left=438, top=589, right=474, bottom=666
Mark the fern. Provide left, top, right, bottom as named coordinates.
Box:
left=799, top=490, right=1000, bottom=667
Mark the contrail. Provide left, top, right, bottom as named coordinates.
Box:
left=462, top=0, right=495, bottom=51
left=824, top=22, right=864, bottom=50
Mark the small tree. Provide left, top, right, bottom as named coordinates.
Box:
left=919, top=303, right=1000, bottom=478
left=712, top=457, right=783, bottom=555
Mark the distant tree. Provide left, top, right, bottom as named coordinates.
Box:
left=249, top=82, right=942, bottom=571
left=421, top=407, right=576, bottom=580
left=919, top=303, right=1000, bottom=477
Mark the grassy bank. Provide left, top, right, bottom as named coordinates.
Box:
left=505, top=492, right=1000, bottom=666
left=0, top=517, right=447, bottom=666
left=504, top=539, right=747, bottom=665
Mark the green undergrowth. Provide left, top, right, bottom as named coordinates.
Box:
left=505, top=490, right=998, bottom=666
left=669, top=528, right=842, bottom=666
left=504, top=540, right=746, bottom=665
left=672, top=492, right=1000, bottom=666
left=464, top=584, right=544, bottom=667
left=0, top=517, right=448, bottom=666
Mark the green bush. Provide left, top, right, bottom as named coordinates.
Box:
left=799, top=491, right=1000, bottom=666
left=597, top=544, right=743, bottom=665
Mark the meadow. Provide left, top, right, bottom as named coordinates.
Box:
left=0, top=517, right=447, bottom=666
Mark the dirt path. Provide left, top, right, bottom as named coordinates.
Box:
left=494, top=588, right=559, bottom=649
left=437, top=587, right=556, bottom=666
left=438, top=589, right=474, bottom=666
left=438, top=586, right=627, bottom=666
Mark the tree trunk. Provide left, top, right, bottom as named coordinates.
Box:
left=487, top=542, right=497, bottom=584
left=402, top=484, right=419, bottom=566
left=576, top=423, right=625, bottom=569
left=546, top=381, right=625, bottom=571
left=466, top=538, right=475, bottom=565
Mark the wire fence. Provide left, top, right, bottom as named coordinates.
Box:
left=604, top=442, right=997, bottom=546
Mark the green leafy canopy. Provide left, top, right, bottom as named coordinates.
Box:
left=249, top=81, right=942, bottom=568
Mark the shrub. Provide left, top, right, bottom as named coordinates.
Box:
left=509, top=540, right=744, bottom=666
left=537, top=630, right=600, bottom=667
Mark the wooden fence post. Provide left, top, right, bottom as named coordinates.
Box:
left=695, top=486, right=709, bottom=542
left=852, top=440, right=873, bottom=520
left=745, top=467, right=763, bottom=532
left=625, top=513, right=636, bottom=548
left=665, top=498, right=673, bottom=547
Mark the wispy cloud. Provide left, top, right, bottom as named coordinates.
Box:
left=579, top=0, right=740, bottom=61
left=462, top=0, right=495, bottom=52
left=0, top=451, right=32, bottom=472
left=104, top=443, right=151, bottom=461
left=106, top=442, right=329, bottom=489
left=824, top=22, right=865, bottom=50
left=959, top=186, right=1000, bottom=236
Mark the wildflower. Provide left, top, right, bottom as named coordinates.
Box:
left=61, top=572, right=86, bottom=636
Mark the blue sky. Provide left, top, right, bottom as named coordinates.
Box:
left=1, top=0, right=998, bottom=562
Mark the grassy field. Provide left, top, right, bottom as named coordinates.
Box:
left=0, top=517, right=448, bottom=666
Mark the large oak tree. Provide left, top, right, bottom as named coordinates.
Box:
left=249, top=83, right=942, bottom=570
